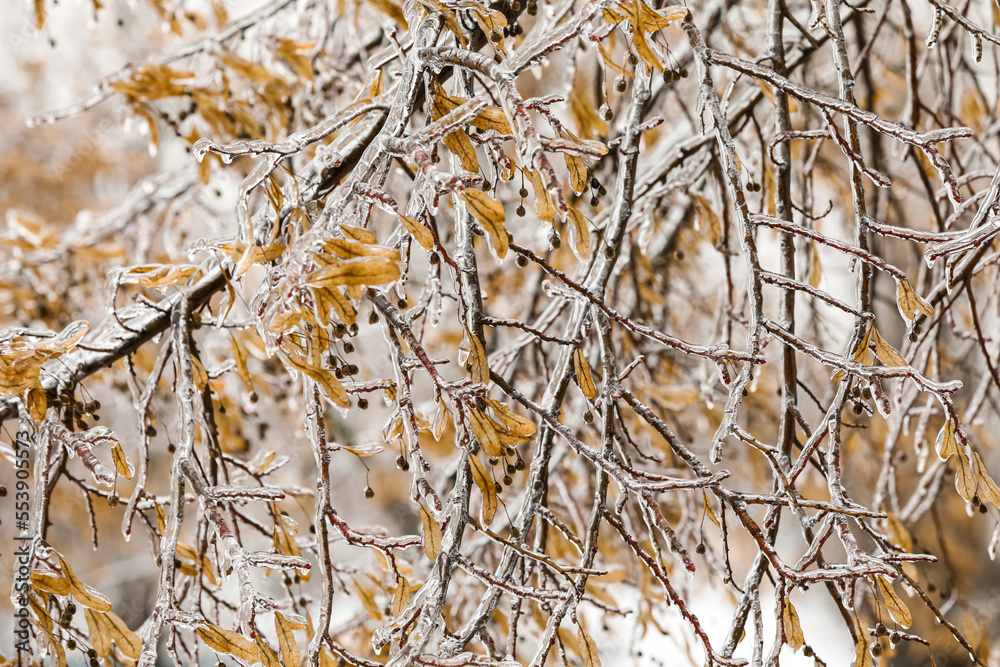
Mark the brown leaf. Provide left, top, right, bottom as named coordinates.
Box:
left=527, top=168, right=556, bottom=223
left=871, top=327, right=907, bottom=368
left=419, top=504, right=443, bottom=561
left=954, top=446, right=976, bottom=502
left=104, top=609, right=142, bottom=660
left=484, top=398, right=536, bottom=438
left=58, top=554, right=112, bottom=611
left=197, top=624, right=259, bottom=662
left=26, top=384, right=47, bottom=421
left=895, top=278, right=934, bottom=322
left=577, top=624, right=601, bottom=667
left=565, top=153, right=589, bottom=195
left=972, top=451, right=1000, bottom=507
left=354, top=579, right=383, bottom=621
left=782, top=598, right=805, bottom=650
left=274, top=611, right=305, bottom=667
left=444, top=130, right=479, bottom=172
left=468, top=453, right=497, bottom=525
left=853, top=615, right=874, bottom=667
left=340, top=224, right=378, bottom=244
left=256, top=635, right=281, bottom=667
left=231, top=335, right=254, bottom=391
left=702, top=490, right=720, bottom=529
left=469, top=408, right=503, bottom=457
left=573, top=347, right=598, bottom=399
left=306, top=258, right=401, bottom=289
left=118, top=264, right=199, bottom=289
left=884, top=510, right=912, bottom=553
left=567, top=206, right=591, bottom=260
left=466, top=329, right=490, bottom=385
left=85, top=608, right=112, bottom=659
left=874, top=575, right=912, bottom=627
left=392, top=577, right=412, bottom=617
left=462, top=189, right=508, bottom=259
left=30, top=571, right=70, bottom=596
left=936, top=420, right=956, bottom=461
left=338, top=442, right=385, bottom=458
left=110, top=442, right=134, bottom=480
left=400, top=215, right=435, bottom=250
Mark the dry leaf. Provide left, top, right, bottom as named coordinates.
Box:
left=782, top=598, right=805, bottom=650
left=936, top=420, right=956, bottom=461
left=577, top=624, right=601, bottom=667
left=954, top=446, right=976, bottom=502
left=198, top=623, right=259, bottom=662
left=110, top=442, right=134, bottom=480
left=306, top=258, right=401, bottom=288
left=469, top=408, right=503, bottom=457
left=971, top=451, right=1000, bottom=507
left=30, top=571, right=70, bottom=596
left=400, top=215, right=435, bottom=250
left=895, top=278, right=934, bottom=322
left=468, top=453, right=497, bottom=525
left=871, top=327, right=908, bottom=368
left=59, top=554, right=112, bottom=611
left=567, top=206, right=591, bottom=260
left=466, top=329, right=489, bottom=385
left=874, top=575, right=912, bottom=627
left=392, top=578, right=411, bottom=617
left=573, top=347, right=598, bottom=399
left=420, top=504, right=443, bottom=561
left=462, top=189, right=508, bottom=259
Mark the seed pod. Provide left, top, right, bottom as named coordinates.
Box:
left=695, top=543, right=706, bottom=554
left=364, top=486, right=375, bottom=499
left=358, top=398, right=369, bottom=410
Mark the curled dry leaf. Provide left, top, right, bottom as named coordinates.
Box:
left=895, top=277, right=935, bottom=322
left=573, top=346, right=598, bottom=400
left=466, top=328, right=489, bottom=385
left=468, top=452, right=497, bottom=525
left=782, top=598, right=805, bottom=650
left=461, top=188, right=508, bottom=260
left=873, top=575, right=912, bottom=627
left=392, top=577, right=411, bottom=617
left=58, top=554, right=112, bottom=611
left=400, top=214, right=435, bottom=250
left=577, top=624, right=601, bottom=667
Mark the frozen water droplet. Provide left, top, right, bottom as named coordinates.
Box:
left=221, top=153, right=234, bottom=165
left=192, top=138, right=212, bottom=163
left=25, top=117, right=38, bottom=128
left=148, top=141, right=158, bottom=158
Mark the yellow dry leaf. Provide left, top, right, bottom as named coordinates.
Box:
left=895, top=278, right=935, bottom=322
left=702, top=490, right=720, bottom=529
left=340, top=224, right=378, bottom=244
left=577, top=624, right=601, bottom=667
left=527, top=168, right=556, bottom=222
left=873, top=575, right=912, bottom=627
left=85, top=608, right=111, bottom=659
left=567, top=206, right=591, bottom=260
left=468, top=453, right=497, bottom=525
left=444, top=130, right=479, bottom=172
left=871, top=327, right=907, bottom=367
left=565, top=152, right=589, bottom=194
left=231, top=335, right=254, bottom=391
left=936, top=420, right=957, bottom=460
left=26, top=384, right=47, bottom=421
left=972, top=451, right=1000, bottom=507
left=782, top=598, right=805, bottom=650
left=484, top=398, right=536, bottom=438
left=400, top=215, right=435, bottom=250
left=110, top=442, right=134, bottom=480
left=469, top=408, right=503, bottom=457
left=466, top=329, right=489, bottom=385
left=573, top=347, right=598, bottom=399
left=353, top=579, right=382, bottom=621
left=306, top=258, right=401, bottom=288
left=853, top=615, right=874, bottom=667
left=884, top=510, right=912, bottom=553
left=419, top=504, right=443, bottom=561
left=104, top=609, right=142, bottom=660
left=462, top=189, right=508, bottom=259
left=58, top=554, right=112, bottom=611
left=197, top=623, right=259, bottom=662
left=954, top=446, right=976, bottom=502
left=256, top=635, right=281, bottom=667
left=29, top=571, right=70, bottom=597
left=392, top=577, right=411, bottom=617
left=118, top=264, right=198, bottom=288
left=692, top=195, right=722, bottom=247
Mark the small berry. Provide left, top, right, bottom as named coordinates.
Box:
left=908, top=332, right=918, bottom=342
left=516, top=205, right=526, bottom=217
left=507, top=463, right=517, bottom=474
left=590, top=196, right=600, bottom=206
left=627, top=53, right=638, bottom=66
left=489, top=457, right=500, bottom=466
left=526, top=0, right=537, bottom=14
left=516, top=255, right=528, bottom=267
left=853, top=402, right=863, bottom=415
left=489, top=29, right=502, bottom=43
left=600, top=104, right=614, bottom=121
left=615, top=77, right=627, bottom=92
left=396, top=455, right=406, bottom=469
left=870, top=643, right=883, bottom=658
left=364, top=486, right=375, bottom=499
left=369, top=311, right=380, bottom=324
left=980, top=503, right=989, bottom=514
left=802, top=646, right=813, bottom=657
left=519, top=187, right=529, bottom=198
left=397, top=298, right=408, bottom=309
left=862, top=387, right=872, bottom=400
left=146, top=424, right=157, bottom=437
left=0, top=486, right=6, bottom=497
left=358, top=398, right=369, bottom=410
left=249, top=391, right=258, bottom=403
left=167, top=443, right=177, bottom=453
left=335, top=369, right=344, bottom=379
left=604, top=246, right=616, bottom=259
left=343, top=342, right=354, bottom=353
left=511, top=527, right=521, bottom=538
left=66, top=638, right=77, bottom=651
left=349, top=323, right=359, bottom=335
left=515, top=459, right=527, bottom=471
left=598, top=185, right=607, bottom=196
left=889, top=632, right=901, bottom=646
left=503, top=475, right=513, bottom=486
left=680, top=67, right=689, bottom=78
left=583, top=411, right=594, bottom=424
left=335, top=323, right=348, bottom=337
left=512, top=0, right=522, bottom=10
left=429, top=252, right=440, bottom=265
left=482, top=180, right=492, bottom=191
left=494, top=481, right=503, bottom=493
left=108, top=492, right=119, bottom=507
left=549, top=230, right=561, bottom=249
left=663, top=70, right=675, bottom=83
left=348, top=364, right=359, bottom=375
left=914, top=323, right=923, bottom=334
left=876, top=623, right=888, bottom=637
left=695, top=543, right=706, bottom=555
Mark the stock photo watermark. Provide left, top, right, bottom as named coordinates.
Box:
left=10, top=428, right=34, bottom=662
